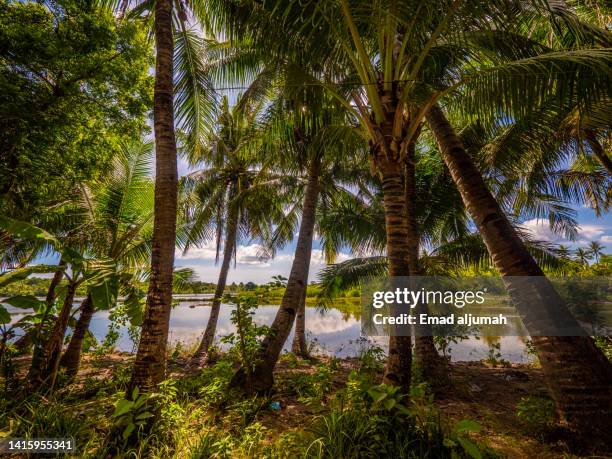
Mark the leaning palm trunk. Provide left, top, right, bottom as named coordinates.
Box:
left=231, top=158, right=321, bottom=393
left=128, top=0, right=178, bottom=393
left=427, top=103, right=612, bottom=441
left=291, top=289, right=309, bottom=357
left=190, top=211, right=238, bottom=368
left=28, top=280, right=77, bottom=389
left=59, top=295, right=94, bottom=377
left=404, top=145, right=447, bottom=384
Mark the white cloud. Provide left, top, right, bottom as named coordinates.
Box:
left=310, top=249, right=351, bottom=266
left=576, top=224, right=606, bottom=241
left=236, top=244, right=271, bottom=266
left=175, top=242, right=217, bottom=260
left=520, top=219, right=610, bottom=246
left=520, top=219, right=562, bottom=242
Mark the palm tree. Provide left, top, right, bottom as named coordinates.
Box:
left=0, top=215, right=120, bottom=388
left=575, top=247, right=593, bottom=266
left=126, top=0, right=178, bottom=393
left=182, top=96, right=288, bottom=367
left=230, top=88, right=366, bottom=391
left=587, top=241, right=605, bottom=263
left=115, top=0, right=216, bottom=392
left=426, top=103, right=612, bottom=440
left=59, top=141, right=155, bottom=378
left=557, top=245, right=571, bottom=259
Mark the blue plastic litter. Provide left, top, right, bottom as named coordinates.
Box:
left=270, top=401, right=281, bottom=411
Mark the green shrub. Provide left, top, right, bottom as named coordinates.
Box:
left=516, top=396, right=555, bottom=432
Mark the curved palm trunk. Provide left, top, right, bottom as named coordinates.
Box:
left=128, top=0, right=178, bottom=394
left=291, top=288, right=309, bottom=357
left=377, top=154, right=412, bottom=394
left=59, top=295, right=94, bottom=377
left=427, top=103, right=612, bottom=440
left=190, top=211, right=238, bottom=368
left=231, top=158, right=321, bottom=393
left=404, top=146, right=447, bottom=385
left=29, top=280, right=77, bottom=389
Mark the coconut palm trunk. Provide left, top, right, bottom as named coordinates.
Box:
left=291, top=288, right=309, bottom=357
left=128, top=0, right=178, bottom=393
left=376, top=152, right=413, bottom=394
left=190, top=210, right=239, bottom=368
left=231, top=157, right=321, bottom=392
left=404, top=143, right=447, bottom=384
left=426, top=103, right=612, bottom=440
left=59, top=295, right=94, bottom=377
left=29, top=280, right=78, bottom=388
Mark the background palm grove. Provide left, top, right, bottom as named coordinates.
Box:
left=0, top=0, right=611, bottom=457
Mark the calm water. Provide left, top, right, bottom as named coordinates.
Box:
left=6, top=296, right=531, bottom=363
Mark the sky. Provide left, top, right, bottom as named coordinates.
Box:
left=175, top=154, right=611, bottom=285
left=174, top=208, right=611, bottom=285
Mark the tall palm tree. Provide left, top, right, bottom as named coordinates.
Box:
left=317, top=141, right=468, bottom=382
left=231, top=87, right=367, bottom=391
left=116, top=0, right=215, bottom=392
left=127, top=0, right=178, bottom=392
left=426, top=103, right=611, bottom=440
left=182, top=96, right=289, bottom=367
left=587, top=241, right=605, bottom=263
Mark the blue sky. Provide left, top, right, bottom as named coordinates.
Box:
left=174, top=209, right=611, bottom=285
left=175, top=155, right=612, bottom=285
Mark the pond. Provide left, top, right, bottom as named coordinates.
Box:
left=6, top=295, right=532, bottom=363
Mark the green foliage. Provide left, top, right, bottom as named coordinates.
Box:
left=0, top=264, right=59, bottom=288
left=304, top=367, right=488, bottom=459
left=178, top=359, right=235, bottom=408
left=357, top=344, right=386, bottom=374
left=282, top=364, right=334, bottom=408
left=111, top=387, right=154, bottom=444
left=516, top=396, right=556, bottom=433
left=594, top=337, right=612, bottom=362
left=0, top=276, right=52, bottom=296
left=484, top=342, right=509, bottom=367
left=220, top=294, right=271, bottom=393
left=10, top=398, right=84, bottom=440
left=0, top=340, right=17, bottom=393
left=303, top=402, right=452, bottom=458
left=0, top=0, right=152, bottom=218
left=444, top=420, right=484, bottom=459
